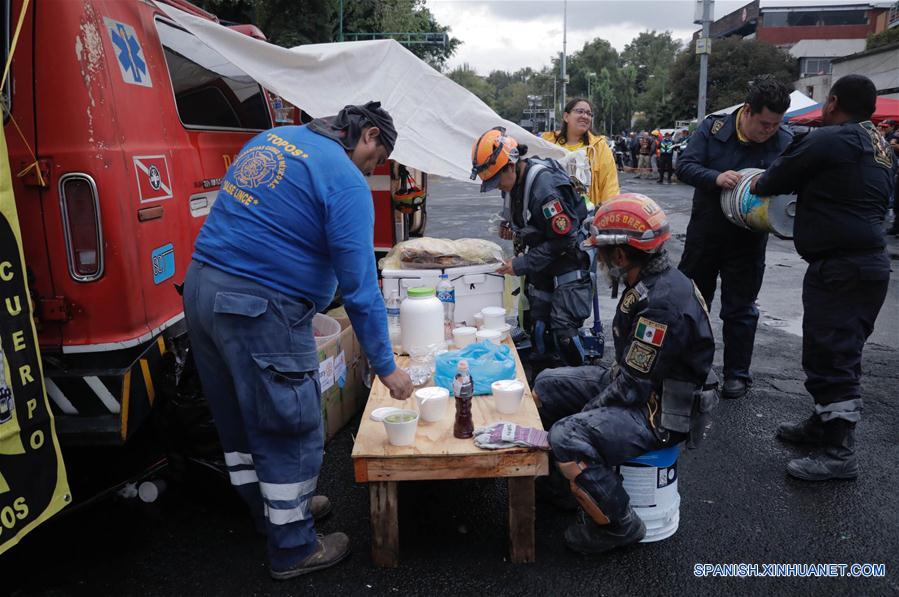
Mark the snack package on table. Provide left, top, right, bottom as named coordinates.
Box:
left=434, top=341, right=517, bottom=395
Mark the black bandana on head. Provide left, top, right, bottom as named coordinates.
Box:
left=307, top=101, right=397, bottom=154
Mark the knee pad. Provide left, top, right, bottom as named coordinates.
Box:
left=556, top=460, right=610, bottom=525
left=556, top=333, right=585, bottom=367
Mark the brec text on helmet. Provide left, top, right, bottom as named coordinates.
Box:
left=598, top=212, right=647, bottom=232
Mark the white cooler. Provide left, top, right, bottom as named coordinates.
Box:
left=381, top=263, right=504, bottom=327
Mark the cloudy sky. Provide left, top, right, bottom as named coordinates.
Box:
left=425, top=0, right=866, bottom=73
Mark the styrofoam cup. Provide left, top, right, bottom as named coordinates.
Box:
left=481, top=306, right=506, bottom=330
left=382, top=409, right=419, bottom=446
left=492, top=379, right=525, bottom=414
left=476, top=329, right=501, bottom=345
left=452, top=326, right=478, bottom=348
left=415, top=387, right=449, bottom=422
left=495, top=323, right=512, bottom=341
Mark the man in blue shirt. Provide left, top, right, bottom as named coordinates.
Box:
left=183, top=102, right=412, bottom=580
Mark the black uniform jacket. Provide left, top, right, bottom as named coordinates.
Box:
left=510, top=157, right=589, bottom=282
left=599, top=265, right=715, bottom=408
left=755, top=121, right=893, bottom=261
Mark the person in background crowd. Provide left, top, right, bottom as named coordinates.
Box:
left=636, top=132, right=653, bottom=179
left=182, top=102, right=413, bottom=580
left=676, top=76, right=793, bottom=399
left=673, top=128, right=690, bottom=170
left=877, top=119, right=899, bottom=235
left=542, top=98, right=620, bottom=206
left=628, top=132, right=639, bottom=171
left=752, top=75, right=892, bottom=481
left=658, top=132, right=675, bottom=184
left=650, top=129, right=663, bottom=178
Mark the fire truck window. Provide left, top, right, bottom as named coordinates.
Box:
left=156, top=20, right=270, bottom=130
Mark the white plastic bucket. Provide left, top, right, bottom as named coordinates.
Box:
left=313, top=313, right=341, bottom=347
left=619, top=446, right=680, bottom=542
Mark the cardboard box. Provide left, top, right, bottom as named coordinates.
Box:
left=317, top=308, right=369, bottom=441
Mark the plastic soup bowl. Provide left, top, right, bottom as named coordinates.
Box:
left=476, top=329, right=502, bottom=345
left=481, top=306, right=507, bottom=330
left=452, top=326, right=478, bottom=348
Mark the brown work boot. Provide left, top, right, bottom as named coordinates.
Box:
left=270, top=532, right=350, bottom=580
left=310, top=495, right=332, bottom=520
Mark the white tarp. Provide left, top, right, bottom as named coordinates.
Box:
left=710, top=90, right=818, bottom=117
left=156, top=3, right=566, bottom=182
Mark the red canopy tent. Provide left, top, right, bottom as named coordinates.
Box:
left=789, top=97, right=899, bottom=126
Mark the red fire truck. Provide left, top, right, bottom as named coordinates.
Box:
left=2, top=0, right=424, bottom=447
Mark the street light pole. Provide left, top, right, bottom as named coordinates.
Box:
left=561, top=0, right=567, bottom=115
left=697, top=0, right=712, bottom=120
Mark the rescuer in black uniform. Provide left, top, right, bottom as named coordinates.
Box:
left=534, top=194, right=717, bottom=554
left=752, top=75, right=893, bottom=481
left=676, top=76, right=793, bottom=399
left=471, top=127, right=593, bottom=366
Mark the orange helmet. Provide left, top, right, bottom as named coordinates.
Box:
left=471, top=127, right=520, bottom=192
left=585, top=193, right=670, bottom=253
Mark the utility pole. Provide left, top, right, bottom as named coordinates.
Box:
left=697, top=0, right=713, bottom=121
left=560, top=0, right=568, bottom=115
left=338, top=0, right=344, bottom=42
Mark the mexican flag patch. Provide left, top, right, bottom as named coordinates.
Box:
left=542, top=199, right=563, bottom=219
left=634, top=317, right=667, bottom=347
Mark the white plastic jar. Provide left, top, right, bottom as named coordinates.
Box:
left=400, top=287, right=444, bottom=353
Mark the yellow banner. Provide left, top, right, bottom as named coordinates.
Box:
left=0, top=0, right=69, bottom=555
left=0, top=121, right=71, bottom=554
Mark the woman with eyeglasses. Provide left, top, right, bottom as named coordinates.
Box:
left=541, top=98, right=620, bottom=207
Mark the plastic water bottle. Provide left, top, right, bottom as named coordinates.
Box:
left=386, top=290, right=401, bottom=352
left=453, top=360, right=474, bottom=439
left=436, top=274, right=455, bottom=339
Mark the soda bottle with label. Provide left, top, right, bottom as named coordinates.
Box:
left=453, top=360, right=474, bottom=439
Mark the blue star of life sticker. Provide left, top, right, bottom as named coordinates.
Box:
left=103, top=17, right=152, bottom=88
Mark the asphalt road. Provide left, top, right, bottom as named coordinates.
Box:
left=5, top=175, right=899, bottom=596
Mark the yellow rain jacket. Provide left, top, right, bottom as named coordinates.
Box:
left=541, top=130, right=620, bottom=206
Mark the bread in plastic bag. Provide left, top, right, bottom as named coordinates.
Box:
left=378, top=237, right=504, bottom=270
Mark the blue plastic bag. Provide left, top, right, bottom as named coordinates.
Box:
left=434, top=341, right=517, bottom=395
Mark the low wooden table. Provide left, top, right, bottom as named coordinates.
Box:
left=351, top=339, right=549, bottom=567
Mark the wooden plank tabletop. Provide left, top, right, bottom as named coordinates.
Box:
left=352, top=339, right=549, bottom=482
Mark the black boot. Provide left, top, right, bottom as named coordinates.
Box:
left=776, top=414, right=824, bottom=445
left=787, top=419, right=858, bottom=481
left=564, top=507, right=646, bottom=555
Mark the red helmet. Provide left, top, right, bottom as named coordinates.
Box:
left=585, top=193, right=670, bottom=253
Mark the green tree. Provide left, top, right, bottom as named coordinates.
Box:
left=620, top=31, right=681, bottom=94
left=197, top=0, right=459, bottom=68
left=666, top=37, right=798, bottom=124
left=866, top=26, right=899, bottom=50
left=447, top=65, right=496, bottom=109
